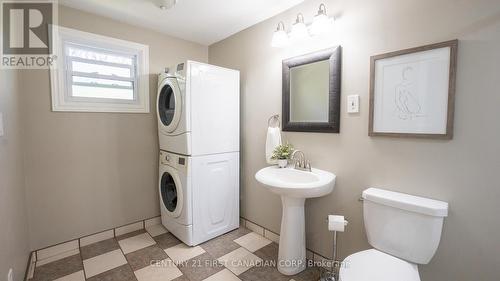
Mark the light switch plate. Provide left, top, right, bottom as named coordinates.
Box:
left=0, top=112, right=4, bottom=137
left=347, top=95, right=360, bottom=113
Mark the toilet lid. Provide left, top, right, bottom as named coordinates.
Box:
left=339, top=249, right=420, bottom=281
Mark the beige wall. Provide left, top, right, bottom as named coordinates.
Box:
left=0, top=69, right=30, bottom=281
left=20, top=6, right=208, bottom=250
left=209, top=0, right=500, bottom=280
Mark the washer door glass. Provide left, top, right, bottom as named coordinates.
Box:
left=160, top=172, right=177, bottom=212
left=158, top=83, right=177, bottom=127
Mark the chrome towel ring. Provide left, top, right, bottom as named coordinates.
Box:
left=268, top=114, right=280, bottom=128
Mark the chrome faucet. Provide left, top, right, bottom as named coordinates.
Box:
left=290, top=150, right=311, bottom=172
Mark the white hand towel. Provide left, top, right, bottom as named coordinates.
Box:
left=266, top=126, right=282, bottom=164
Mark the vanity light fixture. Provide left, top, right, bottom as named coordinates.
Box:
left=271, top=3, right=334, bottom=48
left=271, top=21, right=290, bottom=48
left=311, top=3, right=333, bottom=35
left=290, top=13, right=309, bottom=41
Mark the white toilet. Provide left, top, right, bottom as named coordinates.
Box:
left=339, top=188, right=449, bottom=281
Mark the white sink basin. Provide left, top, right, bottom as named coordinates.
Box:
left=255, top=166, right=335, bottom=198
left=255, top=166, right=336, bottom=276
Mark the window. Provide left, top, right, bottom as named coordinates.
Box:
left=51, top=26, right=149, bottom=112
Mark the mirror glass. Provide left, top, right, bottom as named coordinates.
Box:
left=289, top=60, right=329, bottom=122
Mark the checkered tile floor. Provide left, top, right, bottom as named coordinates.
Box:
left=30, top=225, right=320, bottom=281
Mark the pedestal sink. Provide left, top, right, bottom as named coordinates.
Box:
left=255, top=166, right=336, bottom=275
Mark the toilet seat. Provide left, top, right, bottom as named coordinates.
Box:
left=339, top=249, right=420, bottom=281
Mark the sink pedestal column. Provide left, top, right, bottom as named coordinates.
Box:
left=278, top=196, right=307, bottom=275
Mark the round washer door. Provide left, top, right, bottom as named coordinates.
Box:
left=157, top=78, right=182, bottom=133
left=159, top=166, right=183, bottom=218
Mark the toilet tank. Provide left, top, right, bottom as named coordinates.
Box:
left=362, top=188, right=448, bottom=264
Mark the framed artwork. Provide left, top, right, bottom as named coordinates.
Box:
left=369, top=40, right=458, bottom=139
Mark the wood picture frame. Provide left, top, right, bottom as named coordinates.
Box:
left=368, top=40, right=458, bottom=139
left=282, top=46, right=341, bottom=133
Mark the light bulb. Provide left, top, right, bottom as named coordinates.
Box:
left=271, top=22, right=289, bottom=48
left=311, top=4, right=333, bottom=35
left=311, top=14, right=331, bottom=35
left=290, top=13, right=309, bottom=41
left=159, top=0, right=177, bottom=10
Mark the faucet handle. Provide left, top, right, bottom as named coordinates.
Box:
left=306, top=161, right=311, bottom=171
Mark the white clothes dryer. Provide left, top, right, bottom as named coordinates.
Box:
left=157, top=68, right=190, bottom=155
left=157, top=61, right=239, bottom=156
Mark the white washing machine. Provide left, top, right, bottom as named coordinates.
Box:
left=157, top=61, right=239, bottom=156
left=159, top=150, right=239, bottom=246
left=159, top=150, right=192, bottom=240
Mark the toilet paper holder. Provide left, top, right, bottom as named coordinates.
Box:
left=324, top=216, right=349, bottom=229
left=321, top=216, right=349, bottom=281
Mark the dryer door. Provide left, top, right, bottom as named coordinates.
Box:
left=159, top=166, right=184, bottom=218
left=157, top=78, right=182, bottom=133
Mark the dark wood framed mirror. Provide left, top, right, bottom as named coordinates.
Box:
left=282, top=46, right=341, bottom=133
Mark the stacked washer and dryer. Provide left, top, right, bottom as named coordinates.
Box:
left=157, top=61, right=240, bottom=246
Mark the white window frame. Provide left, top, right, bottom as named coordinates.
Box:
left=50, top=26, right=150, bottom=113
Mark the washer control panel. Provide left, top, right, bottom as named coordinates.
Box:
left=160, top=151, right=187, bottom=169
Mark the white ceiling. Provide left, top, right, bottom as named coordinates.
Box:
left=59, top=0, right=304, bottom=45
